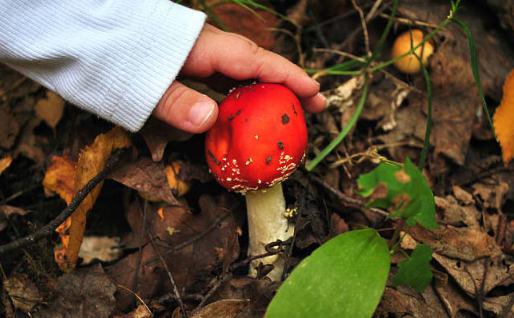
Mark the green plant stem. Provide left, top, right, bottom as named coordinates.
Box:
left=306, top=1, right=464, bottom=172
left=452, top=17, right=495, bottom=134
left=306, top=77, right=369, bottom=171
left=418, top=63, right=433, bottom=169
left=371, top=0, right=399, bottom=59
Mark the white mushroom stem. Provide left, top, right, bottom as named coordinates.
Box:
left=245, top=182, right=293, bottom=281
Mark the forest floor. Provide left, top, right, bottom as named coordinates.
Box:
left=1, top=0, right=514, bottom=317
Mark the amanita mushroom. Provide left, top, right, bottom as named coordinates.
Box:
left=391, top=29, right=434, bottom=74
left=205, top=83, right=308, bottom=280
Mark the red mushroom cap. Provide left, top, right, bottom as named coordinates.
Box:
left=205, top=83, right=308, bottom=193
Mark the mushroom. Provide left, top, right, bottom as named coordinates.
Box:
left=205, top=83, right=308, bottom=280
left=391, top=29, right=434, bottom=74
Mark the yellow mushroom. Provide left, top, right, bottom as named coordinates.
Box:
left=391, top=29, right=434, bottom=74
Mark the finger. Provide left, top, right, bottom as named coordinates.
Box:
left=153, top=81, right=218, bottom=133
left=302, top=93, right=327, bottom=113
left=183, top=25, right=321, bottom=101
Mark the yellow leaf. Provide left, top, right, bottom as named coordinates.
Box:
left=493, top=69, right=514, bottom=165
left=43, top=156, right=76, bottom=204
left=0, top=155, right=13, bottom=175
left=60, top=126, right=131, bottom=271
left=35, top=91, right=65, bottom=128
left=165, top=161, right=190, bottom=196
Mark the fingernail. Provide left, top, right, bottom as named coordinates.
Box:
left=188, top=100, right=216, bottom=126
left=308, top=77, right=320, bottom=89
left=316, top=93, right=327, bottom=108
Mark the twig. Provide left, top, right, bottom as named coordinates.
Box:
left=148, top=228, right=187, bottom=318
left=194, top=276, right=227, bottom=311
left=0, top=184, right=41, bottom=205
left=378, top=13, right=439, bottom=28
left=308, top=174, right=388, bottom=217
left=0, top=149, right=125, bottom=255
left=144, top=212, right=231, bottom=265
left=351, top=0, right=371, bottom=57
left=117, top=284, right=152, bottom=315
left=192, top=249, right=283, bottom=312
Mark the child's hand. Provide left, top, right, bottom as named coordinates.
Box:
left=153, top=24, right=326, bottom=133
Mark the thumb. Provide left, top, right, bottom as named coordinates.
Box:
left=153, top=81, right=218, bottom=133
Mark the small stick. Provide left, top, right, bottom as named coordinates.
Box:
left=351, top=0, right=371, bottom=57
left=148, top=234, right=188, bottom=318
left=0, top=150, right=125, bottom=255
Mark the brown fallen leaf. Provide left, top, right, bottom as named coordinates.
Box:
left=140, top=119, right=192, bottom=162
left=0, top=154, right=13, bottom=175
left=433, top=254, right=514, bottom=296
left=3, top=273, right=42, bottom=314
left=493, top=69, right=514, bottom=165
left=33, top=265, right=117, bottom=318
left=434, top=195, right=480, bottom=228
left=483, top=295, right=514, bottom=316
left=376, top=286, right=448, bottom=318
left=0, top=105, right=20, bottom=149
left=34, top=90, right=65, bottom=129
left=472, top=181, right=509, bottom=210
left=0, top=205, right=29, bottom=232
left=114, top=304, right=152, bottom=318
left=206, top=0, right=279, bottom=49
left=172, top=299, right=249, bottom=318
left=78, top=236, right=122, bottom=265
left=14, top=117, right=46, bottom=165
left=47, top=127, right=131, bottom=272
left=409, top=225, right=502, bottom=261
left=213, top=277, right=279, bottom=317
left=109, top=194, right=240, bottom=310
left=433, top=274, right=476, bottom=317
left=109, top=158, right=178, bottom=205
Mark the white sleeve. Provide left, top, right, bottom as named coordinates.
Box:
left=0, top=0, right=206, bottom=132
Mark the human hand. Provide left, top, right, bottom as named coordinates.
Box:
left=153, top=24, right=326, bottom=133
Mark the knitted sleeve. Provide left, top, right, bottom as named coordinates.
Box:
left=0, top=0, right=206, bottom=131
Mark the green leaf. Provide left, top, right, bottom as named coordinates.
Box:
left=393, top=244, right=433, bottom=292
left=357, top=158, right=437, bottom=229
left=266, top=229, right=390, bottom=318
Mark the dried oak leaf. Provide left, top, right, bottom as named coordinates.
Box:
left=409, top=225, right=502, bottom=261
left=108, top=194, right=240, bottom=310
left=3, top=273, right=42, bottom=314
left=109, top=157, right=178, bottom=205
left=376, top=286, right=448, bottom=318
left=434, top=195, right=480, bottom=228
left=493, top=69, right=514, bottom=165
left=433, top=275, right=476, bottom=317
left=45, top=127, right=131, bottom=271
left=140, top=119, right=192, bottom=162
left=34, top=90, right=65, bottom=129
left=433, top=254, right=514, bottom=297
left=33, top=265, right=117, bottom=318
